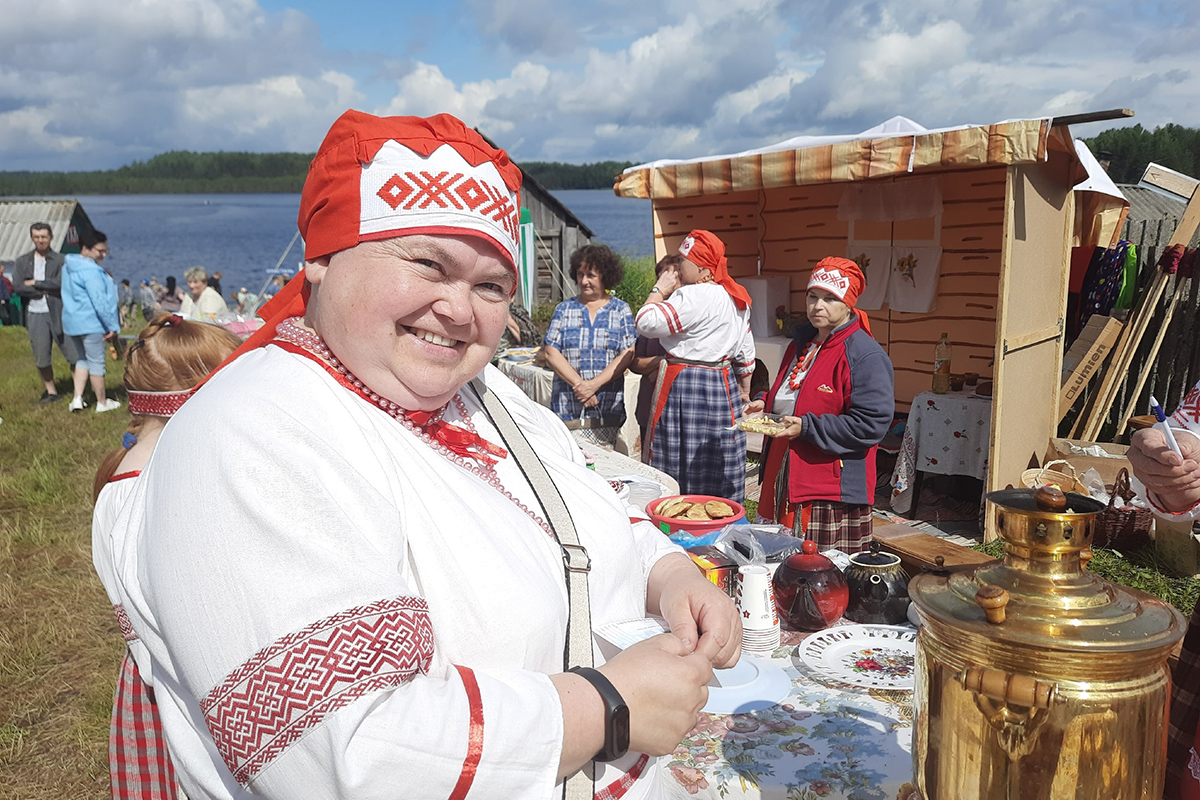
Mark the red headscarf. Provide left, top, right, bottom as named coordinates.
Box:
left=807, top=256, right=872, bottom=337
left=678, top=230, right=752, bottom=310
left=202, top=110, right=523, bottom=381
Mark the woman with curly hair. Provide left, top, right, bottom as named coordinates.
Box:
left=541, top=243, right=636, bottom=446
left=91, top=314, right=242, bottom=799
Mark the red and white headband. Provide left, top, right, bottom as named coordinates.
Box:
left=128, top=388, right=197, bottom=418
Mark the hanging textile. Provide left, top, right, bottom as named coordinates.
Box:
left=1079, top=240, right=1132, bottom=329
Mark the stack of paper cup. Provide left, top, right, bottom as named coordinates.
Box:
left=736, top=564, right=781, bottom=655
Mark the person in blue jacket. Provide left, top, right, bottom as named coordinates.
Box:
left=62, top=230, right=121, bottom=413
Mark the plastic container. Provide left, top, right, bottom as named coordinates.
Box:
left=932, top=333, right=952, bottom=394
left=648, top=495, right=748, bottom=537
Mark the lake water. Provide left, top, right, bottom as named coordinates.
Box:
left=69, top=190, right=653, bottom=298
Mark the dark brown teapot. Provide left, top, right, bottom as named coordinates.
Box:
left=844, top=540, right=909, bottom=625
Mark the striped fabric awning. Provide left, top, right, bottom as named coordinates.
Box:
left=614, top=117, right=1061, bottom=200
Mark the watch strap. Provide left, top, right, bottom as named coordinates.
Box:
left=568, top=666, right=630, bottom=762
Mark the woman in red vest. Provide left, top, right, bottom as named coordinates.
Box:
left=746, top=257, right=894, bottom=552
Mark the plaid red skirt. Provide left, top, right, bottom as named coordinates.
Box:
left=1167, top=598, right=1200, bottom=800
left=111, top=651, right=181, bottom=800
left=791, top=500, right=872, bottom=553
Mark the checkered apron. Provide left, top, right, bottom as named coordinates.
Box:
left=110, top=652, right=181, bottom=800
left=646, top=357, right=746, bottom=502
left=1167, top=598, right=1200, bottom=800
left=792, top=500, right=872, bottom=553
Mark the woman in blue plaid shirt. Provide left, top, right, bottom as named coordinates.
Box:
left=542, top=244, right=636, bottom=446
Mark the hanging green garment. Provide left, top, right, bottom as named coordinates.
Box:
left=1115, top=242, right=1138, bottom=309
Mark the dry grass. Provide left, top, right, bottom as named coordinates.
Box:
left=0, top=326, right=130, bottom=800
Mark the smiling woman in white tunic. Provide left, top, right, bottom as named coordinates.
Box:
left=106, top=110, right=741, bottom=800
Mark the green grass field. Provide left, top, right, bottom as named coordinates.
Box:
left=0, top=325, right=129, bottom=800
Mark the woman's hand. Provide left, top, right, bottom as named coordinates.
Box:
left=596, top=634, right=713, bottom=756
left=653, top=269, right=681, bottom=299
left=743, top=399, right=765, bottom=415
left=648, top=554, right=741, bottom=669
left=772, top=415, right=804, bottom=440
left=1129, top=427, right=1200, bottom=512
left=573, top=377, right=600, bottom=403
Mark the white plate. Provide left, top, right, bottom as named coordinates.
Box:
left=703, top=656, right=793, bottom=715
left=797, top=624, right=918, bottom=691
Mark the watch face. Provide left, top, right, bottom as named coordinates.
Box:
left=611, top=706, right=630, bottom=759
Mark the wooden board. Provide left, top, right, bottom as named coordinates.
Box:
left=1059, top=315, right=1123, bottom=423
left=988, top=161, right=1073, bottom=534
left=871, top=524, right=997, bottom=575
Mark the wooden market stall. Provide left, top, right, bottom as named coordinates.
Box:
left=614, top=115, right=1124, bottom=501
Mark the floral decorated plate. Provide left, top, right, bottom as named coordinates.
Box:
left=797, top=624, right=917, bottom=690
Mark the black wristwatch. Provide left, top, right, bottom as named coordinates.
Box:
left=568, top=666, right=630, bottom=762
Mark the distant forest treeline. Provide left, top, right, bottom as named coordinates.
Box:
left=0, top=151, right=634, bottom=195
left=3, top=124, right=1197, bottom=197
left=1082, top=124, right=1200, bottom=184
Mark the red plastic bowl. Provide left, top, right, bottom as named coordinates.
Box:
left=647, top=494, right=748, bottom=536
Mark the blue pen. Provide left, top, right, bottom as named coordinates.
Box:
left=1150, top=396, right=1183, bottom=458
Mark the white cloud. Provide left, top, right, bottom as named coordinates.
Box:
left=0, top=0, right=1196, bottom=171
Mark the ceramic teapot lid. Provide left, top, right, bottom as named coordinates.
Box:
left=848, top=540, right=900, bottom=568
left=782, top=540, right=837, bottom=572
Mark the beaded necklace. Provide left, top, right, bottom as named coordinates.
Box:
left=787, top=342, right=820, bottom=391
left=274, top=318, right=553, bottom=537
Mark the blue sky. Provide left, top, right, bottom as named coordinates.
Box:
left=1, top=0, right=1197, bottom=171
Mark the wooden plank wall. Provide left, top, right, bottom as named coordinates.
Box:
left=652, top=190, right=760, bottom=276
left=648, top=167, right=1009, bottom=413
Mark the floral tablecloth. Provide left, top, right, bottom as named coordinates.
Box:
left=664, top=629, right=917, bottom=800
left=889, top=390, right=992, bottom=515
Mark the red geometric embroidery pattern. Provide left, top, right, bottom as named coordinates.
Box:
left=200, top=596, right=434, bottom=786
left=114, top=603, right=138, bottom=643
left=375, top=172, right=520, bottom=244
left=1172, top=386, right=1200, bottom=426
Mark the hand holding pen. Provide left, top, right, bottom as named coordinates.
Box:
left=1149, top=396, right=1183, bottom=458
left=1128, top=396, right=1200, bottom=512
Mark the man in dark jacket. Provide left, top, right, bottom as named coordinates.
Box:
left=12, top=222, right=78, bottom=402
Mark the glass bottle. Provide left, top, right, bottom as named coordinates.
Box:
left=932, top=333, right=952, bottom=394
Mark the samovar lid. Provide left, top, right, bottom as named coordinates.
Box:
left=909, top=487, right=1186, bottom=661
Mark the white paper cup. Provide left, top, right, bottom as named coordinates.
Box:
left=736, top=565, right=778, bottom=630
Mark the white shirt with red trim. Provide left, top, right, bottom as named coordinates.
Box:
left=1134, top=383, right=1200, bottom=519
left=635, top=283, right=756, bottom=377
left=108, top=345, right=680, bottom=800
left=93, top=476, right=154, bottom=673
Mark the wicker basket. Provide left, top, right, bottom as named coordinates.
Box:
left=1093, top=468, right=1153, bottom=550
left=1021, top=459, right=1087, bottom=494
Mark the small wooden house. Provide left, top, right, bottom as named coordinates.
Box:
left=518, top=169, right=594, bottom=307
left=614, top=115, right=1120, bottom=497
left=477, top=130, right=594, bottom=308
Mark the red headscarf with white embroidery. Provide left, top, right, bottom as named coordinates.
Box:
left=807, top=256, right=872, bottom=336
left=212, top=110, right=524, bottom=368
left=678, top=229, right=752, bottom=310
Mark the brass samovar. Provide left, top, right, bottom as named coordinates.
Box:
left=909, top=487, right=1187, bottom=799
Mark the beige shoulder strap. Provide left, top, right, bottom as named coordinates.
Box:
left=469, top=379, right=595, bottom=800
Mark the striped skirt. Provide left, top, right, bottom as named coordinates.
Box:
left=647, top=361, right=746, bottom=503
left=791, top=501, right=873, bottom=553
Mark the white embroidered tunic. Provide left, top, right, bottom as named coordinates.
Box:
left=108, top=344, right=682, bottom=800
left=635, top=283, right=756, bottom=377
